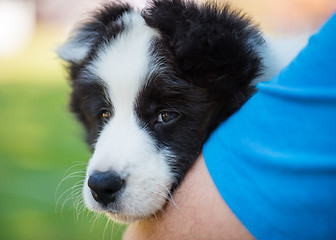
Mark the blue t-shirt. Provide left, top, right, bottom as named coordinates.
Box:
left=203, top=13, right=336, bottom=240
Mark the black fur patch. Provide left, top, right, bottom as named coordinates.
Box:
left=143, top=0, right=264, bottom=135
left=135, top=40, right=212, bottom=187
left=69, top=72, right=111, bottom=147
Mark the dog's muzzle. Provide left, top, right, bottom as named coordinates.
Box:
left=87, top=171, right=125, bottom=206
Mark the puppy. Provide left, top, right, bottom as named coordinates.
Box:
left=58, top=0, right=264, bottom=222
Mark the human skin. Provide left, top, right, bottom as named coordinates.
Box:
left=123, top=153, right=255, bottom=240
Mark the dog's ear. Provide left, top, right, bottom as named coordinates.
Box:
left=57, top=24, right=100, bottom=64
left=57, top=3, right=131, bottom=64
left=143, top=0, right=264, bottom=101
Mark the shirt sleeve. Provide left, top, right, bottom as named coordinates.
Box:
left=203, top=13, right=336, bottom=240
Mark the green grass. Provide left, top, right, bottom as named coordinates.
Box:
left=0, top=28, right=126, bottom=239
left=0, top=80, right=126, bottom=240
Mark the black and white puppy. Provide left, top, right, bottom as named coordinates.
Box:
left=58, top=0, right=264, bottom=222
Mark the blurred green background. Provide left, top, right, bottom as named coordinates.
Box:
left=0, top=1, right=126, bottom=239
left=0, top=26, right=126, bottom=240
left=0, top=0, right=334, bottom=240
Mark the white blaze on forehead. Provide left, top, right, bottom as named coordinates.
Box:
left=92, top=12, right=158, bottom=111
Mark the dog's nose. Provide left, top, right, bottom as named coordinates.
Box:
left=88, top=171, right=124, bottom=206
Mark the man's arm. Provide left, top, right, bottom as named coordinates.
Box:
left=123, top=153, right=255, bottom=240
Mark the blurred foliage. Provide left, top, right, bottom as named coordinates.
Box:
left=0, top=26, right=126, bottom=240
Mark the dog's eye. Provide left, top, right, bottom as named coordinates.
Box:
left=156, top=112, right=178, bottom=124
left=99, top=109, right=111, bottom=121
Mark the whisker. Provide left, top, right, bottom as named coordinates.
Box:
left=55, top=171, right=85, bottom=201
left=55, top=161, right=87, bottom=223
left=61, top=187, right=82, bottom=215
left=89, top=212, right=101, bottom=233
left=102, top=217, right=112, bottom=240
left=56, top=180, right=84, bottom=211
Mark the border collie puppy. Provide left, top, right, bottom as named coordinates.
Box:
left=58, top=0, right=264, bottom=222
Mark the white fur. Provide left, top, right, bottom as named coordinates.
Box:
left=83, top=12, right=174, bottom=222
left=57, top=38, right=91, bottom=63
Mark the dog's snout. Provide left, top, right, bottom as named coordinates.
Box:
left=88, top=171, right=124, bottom=206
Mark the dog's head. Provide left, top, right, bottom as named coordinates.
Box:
left=58, top=0, right=264, bottom=222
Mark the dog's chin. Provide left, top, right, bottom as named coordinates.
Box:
left=106, top=212, right=148, bottom=223
left=106, top=207, right=168, bottom=223
left=87, top=202, right=166, bottom=223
